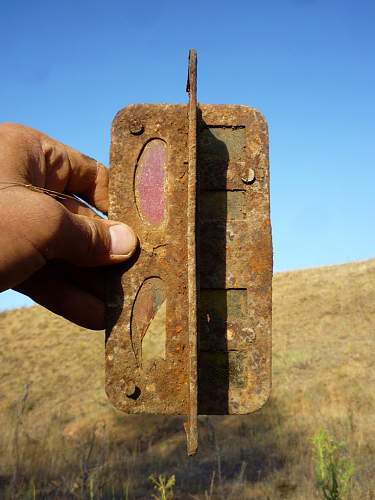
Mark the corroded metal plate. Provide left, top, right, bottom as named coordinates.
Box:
left=106, top=88, right=272, bottom=454
left=107, top=104, right=191, bottom=416
left=106, top=104, right=272, bottom=407
left=197, top=105, right=272, bottom=415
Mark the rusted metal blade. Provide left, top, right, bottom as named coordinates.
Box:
left=185, top=48, right=198, bottom=456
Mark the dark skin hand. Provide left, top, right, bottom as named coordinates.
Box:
left=0, top=123, right=138, bottom=330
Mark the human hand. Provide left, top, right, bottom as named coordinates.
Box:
left=0, top=123, right=137, bottom=330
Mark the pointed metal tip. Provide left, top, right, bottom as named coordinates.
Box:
left=186, top=49, right=198, bottom=94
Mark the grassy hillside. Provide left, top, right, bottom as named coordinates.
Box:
left=1, top=258, right=375, bottom=498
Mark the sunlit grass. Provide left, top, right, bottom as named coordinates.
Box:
left=1, top=258, right=375, bottom=498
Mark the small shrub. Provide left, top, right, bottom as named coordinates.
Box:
left=149, top=474, right=175, bottom=500
left=312, top=429, right=355, bottom=500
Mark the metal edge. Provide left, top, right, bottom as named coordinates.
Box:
left=185, top=48, right=198, bottom=455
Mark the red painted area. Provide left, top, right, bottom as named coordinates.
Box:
left=136, top=140, right=167, bottom=225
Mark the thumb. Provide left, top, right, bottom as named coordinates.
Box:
left=0, top=189, right=138, bottom=293
left=47, top=208, right=138, bottom=267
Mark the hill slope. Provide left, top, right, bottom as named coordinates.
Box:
left=1, top=258, right=375, bottom=498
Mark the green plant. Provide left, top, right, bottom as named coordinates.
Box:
left=149, top=474, right=175, bottom=500
left=312, top=429, right=355, bottom=500
left=123, top=482, right=129, bottom=500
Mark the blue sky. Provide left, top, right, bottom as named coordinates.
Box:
left=1, top=0, right=374, bottom=310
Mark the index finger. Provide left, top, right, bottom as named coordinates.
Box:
left=63, top=145, right=109, bottom=214
left=40, top=131, right=109, bottom=213
left=0, top=123, right=110, bottom=214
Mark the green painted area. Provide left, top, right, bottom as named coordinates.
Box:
left=200, top=190, right=246, bottom=221
left=199, top=127, right=245, bottom=163
left=200, top=289, right=247, bottom=326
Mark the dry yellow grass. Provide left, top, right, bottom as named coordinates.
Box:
left=1, top=258, right=375, bottom=498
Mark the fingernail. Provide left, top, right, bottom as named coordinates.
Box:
left=109, top=224, right=137, bottom=257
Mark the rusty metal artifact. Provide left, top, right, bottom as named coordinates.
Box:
left=106, top=50, right=272, bottom=455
